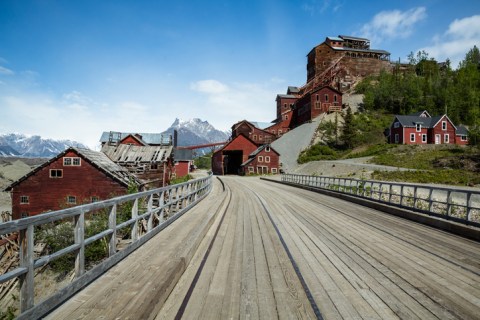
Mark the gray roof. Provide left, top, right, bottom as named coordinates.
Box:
left=101, top=144, right=173, bottom=163
left=5, top=147, right=141, bottom=191
left=277, top=94, right=297, bottom=99
left=339, top=35, right=370, bottom=41
left=99, top=131, right=171, bottom=145
left=327, top=36, right=344, bottom=41
left=456, top=125, right=469, bottom=135
left=250, top=122, right=273, bottom=130
left=174, top=149, right=193, bottom=161
left=287, top=86, right=300, bottom=94
left=394, top=114, right=456, bottom=130
left=332, top=47, right=390, bottom=55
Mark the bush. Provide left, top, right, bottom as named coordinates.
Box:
left=298, top=144, right=339, bottom=163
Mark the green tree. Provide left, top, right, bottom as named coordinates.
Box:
left=341, top=107, right=355, bottom=148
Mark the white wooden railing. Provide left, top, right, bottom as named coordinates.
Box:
left=0, top=174, right=212, bottom=318
left=282, top=174, right=480, bottom=227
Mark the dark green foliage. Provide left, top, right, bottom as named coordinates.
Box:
left=341, top=107, right=355, bottom=148
left=298, top=145, right=339, bottom=163
left=357, top=46, right=480, bottom=130
left=195, top=152, right=212, bottom=169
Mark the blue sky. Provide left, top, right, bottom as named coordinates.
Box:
left=0, top=0, right=479, bottom=149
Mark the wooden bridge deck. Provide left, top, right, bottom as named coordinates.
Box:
left=46, top=176, right=480, bottom=319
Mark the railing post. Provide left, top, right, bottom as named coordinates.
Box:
left=147, top=194, right=153, bottom=232
left=131, top=199, right=139, bottom=241
left=19, top=225, right=34, bottom=312
left=413, top=186, right=418, bottom=209
left=400, top=185, right=404, bottom=206
left=466, top=192, right=472, bottom=222
left=447, top=190, right=452, bottom=216
left=428, top=188, right=434, bottom=212
left=109, top=204, right=117, bottom=257
left=75, top=212, right=85, bottom=277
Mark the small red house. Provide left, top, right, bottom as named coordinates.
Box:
left=5, top=147, right=142, bottom=220
left=173, top=149, right=194, bottom=179
left=292, top=86, right=343, bottom=127
left=389, top=111, right=468, bottom=145
left=241, top=145, right=280, bottom=175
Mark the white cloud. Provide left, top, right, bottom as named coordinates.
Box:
left=420, top=15, right=480, bottom=68
left=0, top=66, right=14, bottom=75
left=301, top=0, right=343, bottom=15
left=359, top=7, right=427, bottom=44
left=189, top=79, right=283, bottom=127
left=190, top=79, right=229, bottom=94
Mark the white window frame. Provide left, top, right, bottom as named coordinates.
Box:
left=20, top=195, right=29, bottom=204
left=444, top=134, right=449, bottom=143
left=416, top=123, right=421, bottom=132
left=248, top=166, right=254, bottom=173
left=265, top=146, right=270, bottom=152
left=253, top=135, right=257, bottom=141
left=258, top=156, right=263, bottom=163
left=461, top=135, right=467, bottom=141
left=265, top=156, right=271, bottom=163
left=64, top=157, right=81, bottom=166
left=271, top=168, right=277, bottom=174
left=442, top=121, right=447, bottom=130
left=67, top=196, right=76, bottom=204
left=410, top=133, right=415, bottom=142
left=422, top=134, right=427, bottom=143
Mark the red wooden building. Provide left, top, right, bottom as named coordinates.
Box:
left=231, top=120, right=277, bottom=144
left=5, top=147, right=142, bottom=220
left=173, top=149, right=194, bottom=178
left=389, top=111, right=469, bottom=145
left=241, top=145, right=280, bottom=175
left=292, top=86, right=343, bottom=126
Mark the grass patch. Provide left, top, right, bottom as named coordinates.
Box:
left=372, top=169, right=480, bottom=186
left=170, top=174, right=193, bottom=185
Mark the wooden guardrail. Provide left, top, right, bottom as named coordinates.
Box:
left=0, top=174, right=212, bottom=318
left=282, top=174, right=480, bottom=227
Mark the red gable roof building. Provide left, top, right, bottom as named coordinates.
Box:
left=5, top=147, right=142, bottom=220
left=389, top=111, right=469, bottom=145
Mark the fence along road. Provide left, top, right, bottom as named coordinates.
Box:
left=47, top=176, right=480, bottom=319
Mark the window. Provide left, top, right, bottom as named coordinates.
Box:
left=271, top=168, right=277, bottom=174
left=416, top=123, right=422, bottom=132
left=67, top=196, right=76, bottom=204
left=278, top=130, right=282, bottom=135
left=258, top=156, right=263, bottom=163
left=253, top=135, right=257, bottom=141
left=284, top=115, right=288, bottom=120
left=461, top=135, right=467, bottom=141
left=63, top=157, right=81, bottom=166
left=394, top=134, right=399, bottom=143
left=50, top=169, right=63, bottom=178
left=444, top=134, right=449, bottom=143
left=265, top=156, right=271, bottom=163
left=248, top=166, right=254, bottom=173
left=410, top=133, right=415, bottom=142
left=442, top=121, right=447, bottom=130
left=316, top=94, right=319, bottom=101
left=422, top=134, right=427, bottom=143
left=20, top=196, right=29, bottom=204
left=259, top=135, right=263, bottom=141
left=334, top=95, right=337, bottom=102
left=265, top=146, right=270, bottom=152
left=324, top=94, right=329, bottom=102
left=21, top=212, right=29, bottom=219
left=151, top=163, right=158, bottom=170
left=290, top=103, right=294, bottom=108
left=272, top=130, right=276, bottom=134
left=394, top=122, right=400, bottom=128
left=284, top=103, right=287, bottom=109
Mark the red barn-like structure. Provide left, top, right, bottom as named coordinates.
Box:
left=5, top=147, right=141, bottom=220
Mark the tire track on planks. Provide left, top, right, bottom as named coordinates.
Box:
left=174, top=177, right=232, bottom=320
left=251, top=190, right=324, bottom=320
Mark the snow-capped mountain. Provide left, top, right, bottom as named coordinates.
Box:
left=0, top=133, right=89, bottom=158
left=162, top=118, right=230, bottom=149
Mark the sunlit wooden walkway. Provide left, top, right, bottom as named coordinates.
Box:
left=47, top=176, right=480, bottom=319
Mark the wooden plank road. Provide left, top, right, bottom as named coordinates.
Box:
left=46, top=176, right=480, bottom=319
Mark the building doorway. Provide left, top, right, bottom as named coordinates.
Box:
left=223, top=150, right=243, bottom=175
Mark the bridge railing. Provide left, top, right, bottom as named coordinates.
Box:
left=282, top=173, right=480, bottom=227
left=0, top=173, right=212, bottom=318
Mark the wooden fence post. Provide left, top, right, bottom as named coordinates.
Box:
left=131, top=199, right=138, bottom=241
left=109, top=204, right=117, bottom=257
left=19, top=225, right=34, bottom=312
left=75, top=212, right=85, bottom=277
